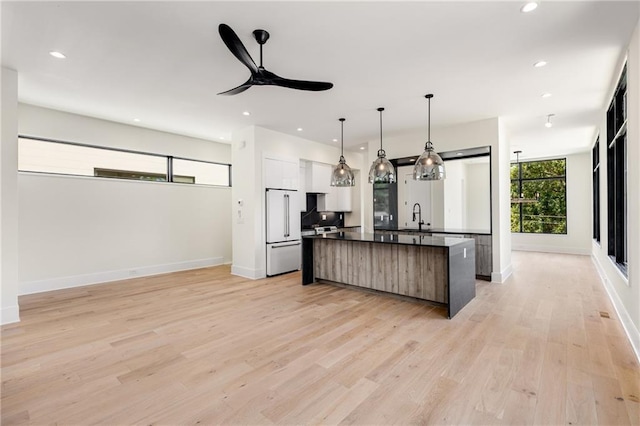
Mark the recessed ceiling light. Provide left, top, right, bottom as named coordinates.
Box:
left=542, top=93, right=552, bottom=98
left=242, top=111, right=250, bottom=116
left=534, top=61, right=547, bottom=68
left=520, top=2, right=538, bottom=13
left=297, top=128, right=303, bottom=132
left=220, top=136, right=225, bottom=140
left=360, top=147, right=366, bottom=150
left=49, top=51, right=66, bottom=59
left=133, top=118, right=141, bottom=122
left=332, top=138, right=338, bottom=142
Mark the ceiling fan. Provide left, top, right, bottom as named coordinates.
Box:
left=217, top=23, right=334, bottom=96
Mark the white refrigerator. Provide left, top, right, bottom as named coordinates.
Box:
left=266, top=189, right=301, bottom=276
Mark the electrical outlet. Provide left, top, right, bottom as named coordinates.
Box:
left=322, top=214, right=327, bottom=220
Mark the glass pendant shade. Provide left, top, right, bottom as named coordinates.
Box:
left=368, top=107, right=396, bottom=184
left=368, top=150, right=395, bottom=183
left=331, top=156, right=355, bottom=186
left=413, top=141, right=446, bottom=180
left=413, top=94, right=445, bottom=181
left=330, top=118, right=355, bottom=187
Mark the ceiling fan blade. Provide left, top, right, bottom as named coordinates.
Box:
left=270, top=76, right=333, bottom=91
left=218, top=24, right=259, bottom=74
left=217, top=80, right=253, bottom=96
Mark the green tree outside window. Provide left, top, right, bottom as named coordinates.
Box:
left=511, top=159, right=566, bottom=234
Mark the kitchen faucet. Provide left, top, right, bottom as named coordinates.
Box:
left=412, top=203, right=425, bottom=231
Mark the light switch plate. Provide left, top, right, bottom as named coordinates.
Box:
left=322, top=214, right=327, bottom=220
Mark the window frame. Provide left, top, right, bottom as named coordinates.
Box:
left=511, top=157, right=567, bottom=235
left=592, top=136, right=600, bottom=243
left=605, top=63, right=627, bottom=275
left=18, top=135, right=232, bottom=188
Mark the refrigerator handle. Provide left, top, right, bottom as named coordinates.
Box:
left=287, top=194, right=291, bottom=237
left=284, top=194, right=289, bottom=238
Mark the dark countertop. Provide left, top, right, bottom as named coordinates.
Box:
left=303, top=231, right=474, bottom=248
left=374, top=226, right=491, bottom=236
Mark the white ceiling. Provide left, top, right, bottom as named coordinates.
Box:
left=2, top=1, right=638, bottom=159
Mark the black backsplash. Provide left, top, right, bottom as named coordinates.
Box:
left=301, top=193, right=345, bottom=229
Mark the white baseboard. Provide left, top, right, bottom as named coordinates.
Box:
left=511, top=244, right=591, bottom=255
left=1, top=305, right=20, bottom=325
left=231, top=265, right=265, bottom=280
left=19, top=257, right=225, bottom=296
left=592, top=255, right=640, bottom=363
left=491, top=263, right=513, bottom=283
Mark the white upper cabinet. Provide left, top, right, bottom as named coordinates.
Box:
left=305, top=162, right=331, bottom=193
left=301, top=160, right=352, bottom=212
left=264, top=157, right=298, bottom=190
left=319, top=186, right=352, bottom=212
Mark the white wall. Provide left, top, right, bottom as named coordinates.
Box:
left=1, top=67, right=20, bottom=325
left=363, top=117, right=512, bottom=282
left=230, top=125, right=364, bottom=279
left=17, top=105, right=232, bottom=295
left=592, top=18, right=640, bottom=359
left=443, top=160, right=465, bottom=229
left=19, top=104, right=230, bottom=163
left=230, top=126, right=261, bottom=279
left=497, top=118, right=513, bottom=282
left=512, top=152, right=592, bottom=255
left=465, top=162, right=491, bottom=230
left=19, top=174, right=231, bottom=293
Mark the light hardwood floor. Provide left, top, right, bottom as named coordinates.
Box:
left=1, top=251, right=638, bottom=425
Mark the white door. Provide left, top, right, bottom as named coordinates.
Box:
left=398, top=170, right=432, bottom=228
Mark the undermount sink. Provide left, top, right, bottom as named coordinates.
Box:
left=400, top=227, right=431, bottom=233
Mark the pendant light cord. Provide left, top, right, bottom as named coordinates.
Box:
left=377, top=107, right=384, bottom=152
left=425, top=94, right=434, bottom=149
left=340, top=118, right=345, bottom=156
left=428, top=97, right=431, bottom=142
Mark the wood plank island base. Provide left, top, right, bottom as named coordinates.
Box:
left=302, top=232, right=476, bottom=318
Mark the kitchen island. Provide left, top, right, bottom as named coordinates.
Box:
left=375, top=227, right=492, bottom=280
left=302, top=232, right=476, bottom=318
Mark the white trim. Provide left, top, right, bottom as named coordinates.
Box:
left=491, top=263, right=513, bottom=283
left=19, top=257, right=224, bottom=295
left=510, top=244, right=591, bottom=255
left=606, top=253, right=631, bottom=286
left=231, top=265, right=265, bottom=280
left=592, top=254, right=640, bottom=363
left=1, top=305, right=20, bottom=325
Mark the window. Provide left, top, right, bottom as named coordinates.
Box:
left=94, top=168, right=195, bottom=183
left=172, top=158, right=230, bottom=186
left=18, top=136, right=231, bottom=187
left=606, top=64, right=627, bottom=274
left=511, top=158, right=566, bottom=234
left=592, top=137, right=600, bottom=243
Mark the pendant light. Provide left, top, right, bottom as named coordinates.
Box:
left=368, top=107, right=396, bottom=184
left=330, top=118, right=355, bottom=187
left=511, top=150, right=539, bottom=203
left=413, top=94, right=445, bottom=181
